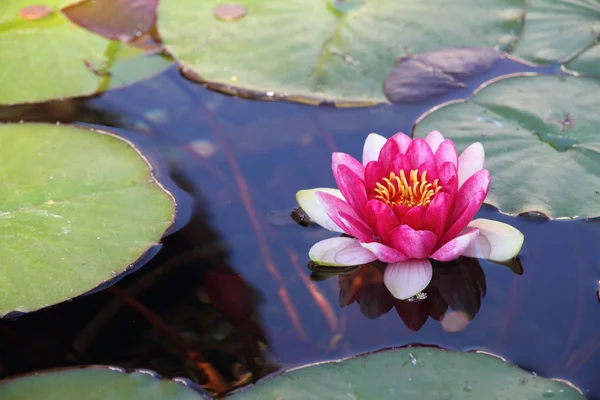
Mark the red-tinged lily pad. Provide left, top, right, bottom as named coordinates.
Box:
left=511, top=0, right=600, bottom=74
left=414, top=75, right=600, bottom=219
left=157, top=0, right=524, bottom=107
left=227, top=347, right=583, bottom=399
left=0, top=366, right=210, bottom=399
left=63, top=0, right=157, bottom=42
left=384, top=47, right=504, bottom=103
left=0, top=123, right=175, bottom=316
left=0, top=0, right=171, bottom=105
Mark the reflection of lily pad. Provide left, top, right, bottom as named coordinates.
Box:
left=228, top=347, right=582, bottom=399
left=0, top=0, right=171, bottom=105
left=0, top=123, right=175, bottom=316
left=512, top=0, right=600, bottom=73
left=414, top=75, right=600, bottom=219
left=0, top=367, right=207, bottom=399
left=158, top=0, right=524, bottom=106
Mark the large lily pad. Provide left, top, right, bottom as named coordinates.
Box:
left=414, top=75, right=600, bottom=219
left=0, top=367, right=208, bottom=399
left=158, top=0, right=524, bottom=106
left=0, top=123, right=175, bottom=316
left=512, top=0, right=600, bottom=74
left=228, top=347, right=582, bottom=399
left=0, top=0, right=171, bottom=105
left=565, top=43, right=600, bottom=76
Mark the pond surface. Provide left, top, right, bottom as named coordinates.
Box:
left=0, top=65, right=599, bottom=398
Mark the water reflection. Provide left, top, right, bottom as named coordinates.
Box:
left=0, top=156, right=277, bottom=396
left=314, top=256, right=511, bottom=333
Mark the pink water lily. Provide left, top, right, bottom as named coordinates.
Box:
left=296, top=131, right=524, bottom=300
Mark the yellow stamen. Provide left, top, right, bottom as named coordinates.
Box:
left=373, top=169, right=442, bottom=208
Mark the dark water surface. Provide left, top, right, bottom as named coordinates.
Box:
left=0, top=65, right=598, bottom=398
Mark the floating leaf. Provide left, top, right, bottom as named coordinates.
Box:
left=414, top=75, right=600, bottom=219
left=228, top=347, right=582, bottom=399
left=63, top=0, right=158, bottom=42
left=0, top=0, right=171, bottom=105
left=384, top=47, right=503, bottom=103
left=565, top=43, right=600, bottom=76
left=511, top=0, right=600, bottom=73
left=0, top=123, right=175, bottom=316
left=0, top=367, right=208, bottom=399
left=157, top=0, right=524, bottom=106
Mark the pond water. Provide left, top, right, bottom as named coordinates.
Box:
left=0, top=64, right=598, bottom=398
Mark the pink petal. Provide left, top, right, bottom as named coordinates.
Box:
left=435, top=139, right=458, bottom=169
left=333, top=164, right=368, bottom=217
left=365, top=200, right=400, bottom=242
left=405, top=138, right=436, bottom=172
left=362, top=133, right=387, bottom=166
left=441, top=169, right=490, bottom=244
left=388, top=225, right=437, bottom=259
left=461, top=218, right=524, bottom=261
left=309, top=237, right=377, bottom=266
left=377, top=137, right=401, bottom=174
left=316, top=191, right=373, bottom=242
left=364, top=160, right=386, bottom=194
left=401, top=205, right=427, bottom=231
left=296, top=188, right=345, bottom=233
left=392, top=204, right=410, bottom=221
left=390, top=132, right=412, bottom=154
left=458, top=142, right=485, bottom=188
left=437, top=161, right=459, bottom=199
left=424, top=192, right=452, bottom=238
left=425, top=130, right=445, bottom=153
left=361, top=242, right=409, bottom=263
left=431, top=228, right=479, bottom=261
left=383, top=259, right=433, bottom=300
left=333, top=152, right=365, bottom=180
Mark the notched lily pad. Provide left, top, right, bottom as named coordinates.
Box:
left=0, top=366, right=210, bottom=399
left=228, top=347, right=583, bottom=399
left=414, top=75, right=600, bottom=219
left=511, top=0, right=600, bottom=74
left=384, top=47, right=503, bottom=103
left=158, top=0, right=524, bottom=107
left=0, top=123, right=175, bottom=316
left=0, top=0, right=171, bottom=105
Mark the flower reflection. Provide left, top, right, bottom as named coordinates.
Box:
left=312, top=256, right=519, bottom=332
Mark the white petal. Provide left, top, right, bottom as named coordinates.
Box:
left=296, top=188, right=345, bottom=233
left=461, top=218, right=524, bottom=262
left=383, top=259, right=432, bottom=300
left=431, top=228, right=479, bottom=262
left=309, top=237, right=377, bottom=266
left=457, top=142, right=485, bottom=188
left=362, top=133, right=387, bottom=166
left=424, top=130, right=445, bottom=153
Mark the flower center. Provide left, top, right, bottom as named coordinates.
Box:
left=373, top=169, right=441, bottom=208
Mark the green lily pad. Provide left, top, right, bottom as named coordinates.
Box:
left=414, top=75, right=600, bottom=219
left=565, top=43, right=600, bottom=76
left=511, top=0, right=600, bottom=73
left=0, top=367, right=208, bottom=399
left=0, top=123, right=175, bottom=316
left=157, top=0, right=524, bottom=107
left=0, top=0, right=171, bottom=105
left=228, top=347, right=582, bottom=399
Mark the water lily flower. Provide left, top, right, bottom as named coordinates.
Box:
left=296, top=131, right=524, bottom=300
